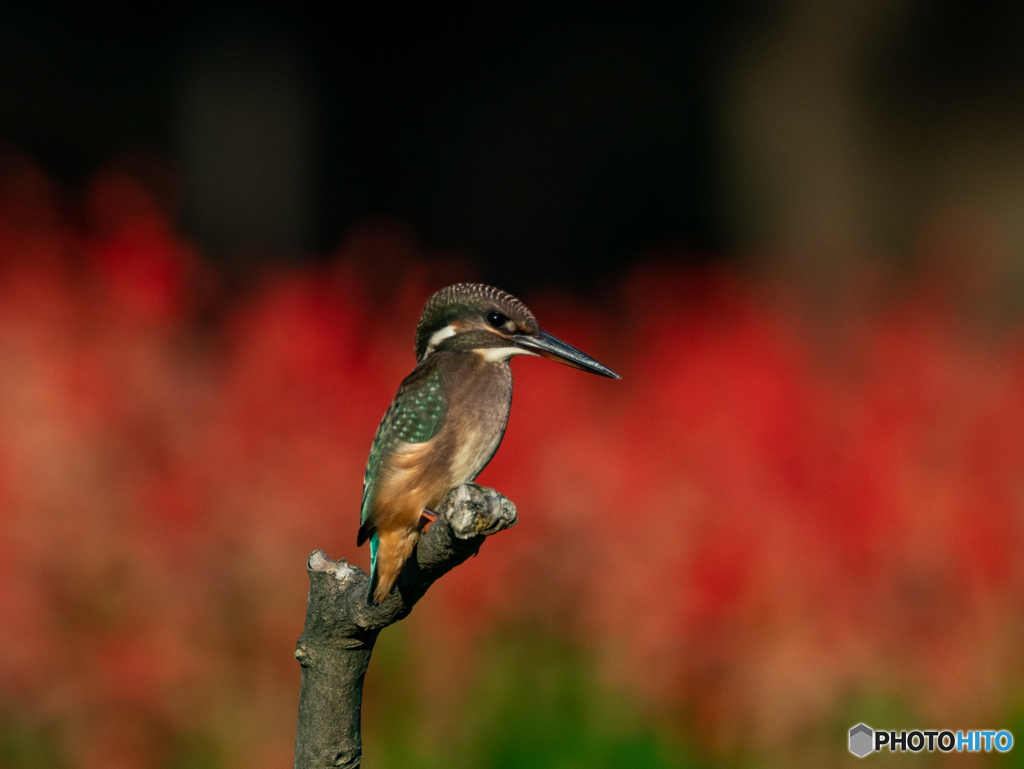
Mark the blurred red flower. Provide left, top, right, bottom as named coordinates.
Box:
left=0, top=158, right=1022, bottom=766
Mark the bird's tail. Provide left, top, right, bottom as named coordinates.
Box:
left=367, top=532, right=380, bottom=603
left=367, top=528, right=419, bottom=604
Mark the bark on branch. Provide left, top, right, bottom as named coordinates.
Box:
left=293, top=483, right=517, bottom=769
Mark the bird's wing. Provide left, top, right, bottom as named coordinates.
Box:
left=358, top=360, right=448, bottom=544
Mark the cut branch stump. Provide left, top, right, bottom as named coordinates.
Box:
left=293, top=483, right=517, bottom=769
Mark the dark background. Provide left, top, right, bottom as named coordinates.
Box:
left=6, top=2, right=1018, bottom=294
left=5, top=5, right=1024, bottom=768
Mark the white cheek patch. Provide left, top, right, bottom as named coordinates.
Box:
left=476, top=346, right=537, bottom=362
left=423, top=324, right=458, bottom=359
left=429, top=324, right=457, bottom=346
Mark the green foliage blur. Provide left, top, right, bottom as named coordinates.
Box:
left=363, top=629, right=704, bottom=769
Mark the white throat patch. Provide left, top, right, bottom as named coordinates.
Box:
left=475, top=346, right=536, bottom=362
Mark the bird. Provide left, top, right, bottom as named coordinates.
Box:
left=357, top=283, right=620, bottom=604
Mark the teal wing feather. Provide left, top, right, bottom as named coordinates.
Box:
left=357, top=361, right=447, bottom=547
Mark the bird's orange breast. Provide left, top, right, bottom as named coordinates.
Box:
left=369, top=436, right=452, bottom=532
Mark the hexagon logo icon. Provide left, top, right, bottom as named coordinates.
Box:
left=849, top=723, right=874, bottom=757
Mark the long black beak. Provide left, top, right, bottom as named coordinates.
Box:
left=513, top=329, right=621, bottom=379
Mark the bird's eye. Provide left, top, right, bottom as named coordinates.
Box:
left=486, top=311, right=508, bottom=329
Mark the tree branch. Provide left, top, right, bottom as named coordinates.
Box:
left=293, top=483, right=517, bottom=769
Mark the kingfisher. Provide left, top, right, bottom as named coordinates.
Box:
left=357, top=283, right=619, bottom=604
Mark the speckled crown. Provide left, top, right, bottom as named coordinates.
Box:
left=414, top=283, right=537, bottom=359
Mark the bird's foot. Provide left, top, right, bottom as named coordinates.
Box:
left=419, top=508, right=439, bottom=533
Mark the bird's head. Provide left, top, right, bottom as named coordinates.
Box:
left=414, top=283, right=620, bottom=378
